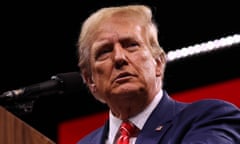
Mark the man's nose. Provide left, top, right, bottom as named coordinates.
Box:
left=113, top=44, right=128, bottom=69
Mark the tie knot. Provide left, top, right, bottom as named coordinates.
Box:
left=119, top=121, right=139, bottom=137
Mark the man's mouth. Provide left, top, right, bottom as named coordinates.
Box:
left=113, top=72, right=134, bottom=83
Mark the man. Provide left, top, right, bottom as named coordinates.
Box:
left=76, top=4, right=240, bottom=144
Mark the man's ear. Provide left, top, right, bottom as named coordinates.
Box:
left=155, top=56, right=163, bottom=77
left=81, top=71, right=96, bottom=94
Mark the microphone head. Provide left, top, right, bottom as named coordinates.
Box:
left=52, top=72, right=84, bottom=95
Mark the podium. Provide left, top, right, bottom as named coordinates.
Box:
left=0, top=106, right=55, bottom=144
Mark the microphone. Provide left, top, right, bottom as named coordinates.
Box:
left=0, top=72, right=83, bottom=101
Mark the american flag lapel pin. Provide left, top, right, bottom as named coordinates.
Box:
left=155, top=125, right=163, bottom=131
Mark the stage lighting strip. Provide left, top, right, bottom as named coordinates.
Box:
left=166, top=34, right=240, bottom=62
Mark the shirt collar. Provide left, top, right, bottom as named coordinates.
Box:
left=108, top=89, right=163, bottom=143
left=129, top=89, right=163, bottom=129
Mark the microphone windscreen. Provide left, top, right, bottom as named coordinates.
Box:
left=54, top=72, right=84, bottom=95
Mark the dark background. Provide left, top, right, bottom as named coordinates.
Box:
left=1, top=0, right=239, bottom=143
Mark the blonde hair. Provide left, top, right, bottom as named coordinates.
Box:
left=77, top=5, right=166, bottom=77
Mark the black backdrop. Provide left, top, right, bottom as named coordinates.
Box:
left=1, top=0, right=239, bottom=142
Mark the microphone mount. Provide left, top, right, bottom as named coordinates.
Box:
left=0, top=71, right=83, bottom=116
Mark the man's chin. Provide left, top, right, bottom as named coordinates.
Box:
left=111, top=84, right=143, bottom=95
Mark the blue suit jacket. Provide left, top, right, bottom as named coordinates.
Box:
left=77, top=90, right=240, bottom=144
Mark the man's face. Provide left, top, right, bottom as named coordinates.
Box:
left=86, top=16, right=162, bottom=106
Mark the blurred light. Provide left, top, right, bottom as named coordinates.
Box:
left=167, top=34, right=240, bottom=62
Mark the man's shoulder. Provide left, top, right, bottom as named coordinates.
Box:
left=189, top=98, right=238, bottom=110
left=179, top=98, right=240, bottom=119
left=164, top=99, right=240, bottom=143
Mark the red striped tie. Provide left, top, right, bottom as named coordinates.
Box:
left=116, top=121, right=139, bottom=144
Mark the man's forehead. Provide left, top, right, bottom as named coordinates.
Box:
left=95, top=23, right=142, bottom=39
left=94, top=29, right=143, bottom=45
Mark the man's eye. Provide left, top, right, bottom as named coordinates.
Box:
left=129, top=42, right=139, bottom=47
left=95, top=47, right=112, bottom=60
left=123, top=42, right=139, bottom=50
left=101, top=48, right=112, bottom=54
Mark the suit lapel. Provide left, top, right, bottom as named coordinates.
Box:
left=136, top=91, right=178, bottom=144
left=89, top=120, right=109, bottom=144
left=88, top=91, right=186, bottom=144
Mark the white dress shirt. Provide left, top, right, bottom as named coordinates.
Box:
left=106, top=89, right=163, bottom=144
